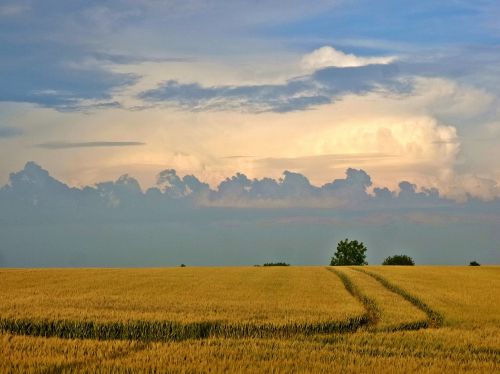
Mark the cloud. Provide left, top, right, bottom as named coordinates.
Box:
left=0, top=1, right=341, bottom=112
left=35, top=141, right=146, bottom=149
left=0, top=126, right=22, bottom=138
left=136, top=45, right=500, bottom=114
left=301, top=46, right=396, bottom=71
left=90, top=52, right=194, bottom=65
left=0, top=161, right=486, bottom=212
left=138, top=63, right=407, bottom=112
left=0, top=15, right=139, bottom=112
left=0, top=42, right=138, bottom=111
left=256, top=153, right=397, bottom=171
left=156, top=169, right=210, bottom=198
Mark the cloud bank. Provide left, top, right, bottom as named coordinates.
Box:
left=1, top=162, right=499, bottom=267
left=1, top=162, right=497, bottom=215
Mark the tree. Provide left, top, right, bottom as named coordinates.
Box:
left=330, top=239, right=368, bottom=266
left=469, top=261, right=480, bottom=266
left=382, top=254, right=415, bottom=266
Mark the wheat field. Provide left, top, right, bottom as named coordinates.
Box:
left=0, top=266, right=499, bottom=373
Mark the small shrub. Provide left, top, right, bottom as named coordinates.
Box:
left=179, top=264, right=186, bottom=267
left=382, top=255, right=415, bottom=266
left=469, top=261, right=480, bottom=266
left=263, top=262, right=290, bottom=267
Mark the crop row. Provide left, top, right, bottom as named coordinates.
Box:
left=0, top=316, right=368, bottom=342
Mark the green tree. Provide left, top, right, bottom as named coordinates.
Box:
left=469, top=261, right=480, bottom=266
left=382, top=254, right=415, bottom=265
left=330, top=239, right=368, bottom=266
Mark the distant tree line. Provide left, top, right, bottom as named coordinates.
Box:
left=328, top=238, right=485, bottom=266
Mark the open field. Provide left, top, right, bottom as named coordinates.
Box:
left=0, top=266, right=499, bottom=373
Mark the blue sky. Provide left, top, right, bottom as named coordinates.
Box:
left=0, top=1, right=499, bottom=265
left=271, top=1, right=500, bottom=46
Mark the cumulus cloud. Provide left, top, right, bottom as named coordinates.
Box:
left=1, top=161, right=492, bottom=214
left=156, top=169, right=210, bottom=198
left=301, top=46, right=396, bottom=71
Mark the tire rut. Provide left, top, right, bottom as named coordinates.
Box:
left=352, top=268, right=444, bottom=328
left=327, top=267, right=443, bottom=331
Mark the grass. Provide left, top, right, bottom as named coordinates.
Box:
left=0, top=266, right=499, bottom=373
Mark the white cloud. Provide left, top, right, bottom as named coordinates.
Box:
left=301, top=46, right=396, bottom=71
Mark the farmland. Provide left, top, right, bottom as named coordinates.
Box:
left=1, top=266, right=499, bottom=373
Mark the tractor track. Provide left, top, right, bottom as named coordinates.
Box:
left=327, top=267, right=443, bottom=331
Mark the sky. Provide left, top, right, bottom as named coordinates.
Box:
left=1, top=1, right=500, bottom=266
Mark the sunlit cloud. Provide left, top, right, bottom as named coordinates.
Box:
left=301, top=46, right=396, bottom=71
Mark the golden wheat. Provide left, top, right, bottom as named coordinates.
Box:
left=0, top=266, right=499, bottom=373
left=0, top=267, right=363, bottom=325
left=1, top=328, right=498, bottom=373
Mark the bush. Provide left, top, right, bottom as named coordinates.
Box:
left=382, top=254, right=415, bottom=266
left=469, top=261, right=480, bottom=266
left=263, top=262, right=290, bottom=267
left=330, top=239, right=368, bottom=266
